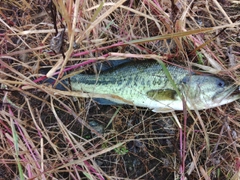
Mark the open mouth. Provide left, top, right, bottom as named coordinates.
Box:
left=213, top=85, right=238, bottom=102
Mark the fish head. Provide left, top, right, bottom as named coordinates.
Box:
left=180, top=75, right=239, bottom=110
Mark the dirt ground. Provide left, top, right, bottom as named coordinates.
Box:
left=0, top=0, right=240, bottom=179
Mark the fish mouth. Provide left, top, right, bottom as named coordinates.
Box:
left=213, top=85, right=239, bottom=102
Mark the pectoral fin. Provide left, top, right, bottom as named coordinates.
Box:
left=147, top=89, right=177, bottom=101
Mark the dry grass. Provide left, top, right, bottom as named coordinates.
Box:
left=0, top=0, right=240, bottom=179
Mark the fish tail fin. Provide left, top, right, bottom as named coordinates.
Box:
left=39, top=68, right=69, bottom=91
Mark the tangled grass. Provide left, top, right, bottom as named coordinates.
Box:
left=0, top=0, right=240, bottom=179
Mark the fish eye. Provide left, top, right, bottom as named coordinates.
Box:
left=181, top=76, right=190, bottom=84
left=217, top=79, right=225, bottom=87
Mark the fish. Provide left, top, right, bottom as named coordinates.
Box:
left=46, top=60, right=240, bottom=113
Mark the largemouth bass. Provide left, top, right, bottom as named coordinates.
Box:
left=51, top=60, right=240, bottom=113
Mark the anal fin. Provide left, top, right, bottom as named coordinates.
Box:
left=93, top=98, right=120, bottom=105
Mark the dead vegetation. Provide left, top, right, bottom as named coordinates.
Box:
left=0, top=0, right=240, bottom=179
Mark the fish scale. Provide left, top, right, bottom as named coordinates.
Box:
left=70, top=61, right=189, bottom=93
left=59, top=60, right=240, bottom=112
